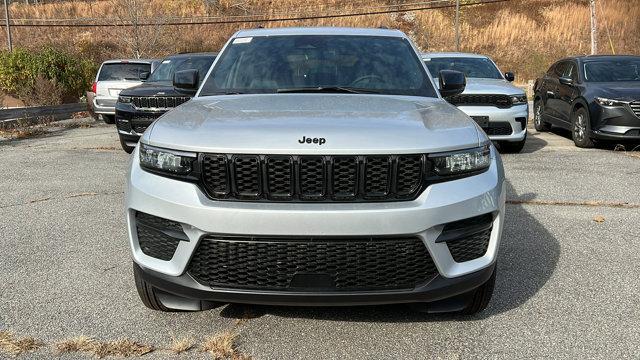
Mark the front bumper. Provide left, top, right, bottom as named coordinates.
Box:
left=126, top=146, right=506, bottom=305
left=93, top=97, right=116, bottom=115
left=457, top=104, right=528, bottom=142
left=590, top=103, right=640, bottom=140
left=115, top=103, right=165, bottom=147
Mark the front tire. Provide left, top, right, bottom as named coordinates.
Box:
left=133, top=263, right=175, bottom=312
left=533, top=100, right=551, bottom=132
left=103, top=114, right=115, bottom=124
left=571, top=107, right=594, bottom=148
left=119, top=135, right=135, bottom=154
left=460, top=266, right=496, bottom=315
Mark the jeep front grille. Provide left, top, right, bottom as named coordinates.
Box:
left=630, top=101, right=640, bottom=118
left=131, top=96, right=191, bottom=109
left=483, top=122, right=513, bottom=136
left=188, top=235, right=437, bottom=291
left=447, top=94, right=513, bottom=108
left=201, top=154, right=425, bottom=202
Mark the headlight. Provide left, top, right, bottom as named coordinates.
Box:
left=139, top=143, right=196, bottom=175
left=429, top=144, right=491, bottom=177
left=510, top=94, right=528, bottom=105
left=118, top=95, right=132, bottom=103
left=595, top=97, right=628, bottom=106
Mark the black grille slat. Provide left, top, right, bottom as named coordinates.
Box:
left=188, top=236, right=437, bottom=291
left=630, top=102, right=640, bottom=118
left=299, top=156, right=326, bottom=199
left=202, top=155, right=229, bottom=196
left=332, top=156, right=358, bottom=200
left=200, top=154, right=427, bottom=202
left=266, top=156, right=294, bottom=199
left=396, top=155, right=423, bottom=195
left=130, top=96, right=190, bottom=109
left=447, top=94, right=512, bottom=108
left=233, top=156, right=261, bottom=198
left=364, top=156, right=391, bottom=198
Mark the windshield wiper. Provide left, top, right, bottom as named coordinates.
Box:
left=276, top=86, right=381, bottom=94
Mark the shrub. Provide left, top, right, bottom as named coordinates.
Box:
left=0, top=47, right=97, bottom=105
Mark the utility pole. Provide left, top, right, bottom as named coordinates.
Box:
left=590, top=0, right=597, bottom=55
left=455, top=0, right=460, bottom=51
left=3, top=0, right=11, bottom=51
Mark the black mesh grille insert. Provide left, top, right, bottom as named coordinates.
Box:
left=446, top=229, right=492, bottom=262
left=131, top=96, right=191, bottom=109
left=447, top=94, right=513, bottom=108
left=200, top=154, right=426, bottom=202
left=441, top=213, right=494, bottom=263
left=483, top=122, right=513, bottom=136
left=135, top=212, right=186, bottom=261
left=188, top=236, right=437, bottom=291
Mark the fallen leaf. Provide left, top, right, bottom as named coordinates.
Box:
left=593, top=215, right=605, bottom=223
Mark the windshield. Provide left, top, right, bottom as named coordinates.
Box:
left=148, top=56, right=216, bottom=83
left=583, top=59, right=640, bottom=82
left=423, top=57, right=503, bottom=79
left=98, top=63, right=150, bottom=81
left=199, top=35, right=437, bottom=97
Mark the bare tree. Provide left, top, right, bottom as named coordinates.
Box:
left=111, top=0, right=165, bottom=59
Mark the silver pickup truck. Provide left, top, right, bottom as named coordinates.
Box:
left=126, top=28, right=505, bottom=315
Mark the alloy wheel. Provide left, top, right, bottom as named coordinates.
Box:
left=574, top=113, right=586, bottom=142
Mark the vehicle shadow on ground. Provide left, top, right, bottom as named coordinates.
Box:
left=219, top=181, right=560, bottom=322
left=500, top=131, right=547, bottom=154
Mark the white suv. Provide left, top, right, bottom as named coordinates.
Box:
left=91, top=59, right=157, bottom=123
left=423, top=53, right=529, bottom=153
left=126, top=28, right=505, bottom=315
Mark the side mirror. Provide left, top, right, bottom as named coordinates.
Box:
left=438, top=70, right=466, bottom=98
left=504, top=72, right=515, bottom=82
left=559, top=77, right=574, bottom=86
left=139, top=72, right=150, bottom=81
left=173, top=69, right=199, bottom=92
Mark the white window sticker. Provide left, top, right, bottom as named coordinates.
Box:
left=162, top=60, right=171, bottom=64
left=233, top=37, right=253, bottom=44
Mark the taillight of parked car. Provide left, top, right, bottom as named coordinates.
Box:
left=91, top=82, right=97, bottom=93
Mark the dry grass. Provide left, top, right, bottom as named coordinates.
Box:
left=201, top=331, right=252, bottom=360
left=0, top=126, right=49, bottom=140
left=55, top=336, right=154, bottom=358
left=167, top=337, right=194, bottom=355
left=2, top=0, right=638, bottom=80
left=0, top=331, right=43, bottom=357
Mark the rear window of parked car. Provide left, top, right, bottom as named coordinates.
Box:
left=98, top=63, right=151, bottom=81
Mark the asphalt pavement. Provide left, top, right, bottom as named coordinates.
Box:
left=1, top=120, right=639, bottom=359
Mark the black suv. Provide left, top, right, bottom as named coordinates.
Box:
left=533, top=55, right=640, bottom=147
left=115, top=52, right=217, bottom=152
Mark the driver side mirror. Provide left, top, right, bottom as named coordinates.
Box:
left=438, top=70, right=466, bottom=98
left=504, top=72, right=515, bottom=82
left=173, top=69, right=199, bottom=92
left=139, top=72, right=150, bottom=81
left=559, top=76, right=574, bottom=86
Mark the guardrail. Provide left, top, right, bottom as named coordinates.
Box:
left=0, top=103, right=88, bottom=127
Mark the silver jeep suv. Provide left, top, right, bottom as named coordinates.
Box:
left=423, top=53, right=529, bottom=153
left=126, top=28, right=505, bottom=315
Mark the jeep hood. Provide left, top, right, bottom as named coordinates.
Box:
left=144, top=94, right=483, bottom=154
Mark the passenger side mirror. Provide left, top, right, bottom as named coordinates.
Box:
left=139, top=72, right=150, bottom=81
left=559, top=77, right=574, bottom=86
left=504, top=72, right=515, bottom=82
left=173, top=69, right=199, bottom=92
left=438, top=70, right=466, bottom=98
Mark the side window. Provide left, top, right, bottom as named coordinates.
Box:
left=554, top=61, right=567, bottom=77
left=563, top=62, right=578, bottom=81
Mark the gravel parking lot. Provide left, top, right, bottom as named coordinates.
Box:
left=1, top=121, right=639, bottom=359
